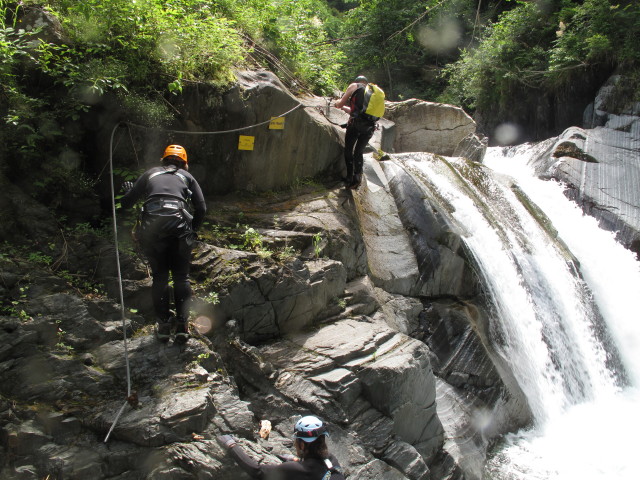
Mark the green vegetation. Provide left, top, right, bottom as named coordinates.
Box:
left=0, top=283, right=30, bottom=321
left=336, top=0, right=508, bottom=99
left=312, top=232, right=323, bottom=258
left=54, top=318, right=74, bottom=354
left=199, top=218, right=299, bottom=263
left=202, top=291, right=219, bottom=306
left=58, top=269, right=107, bottom=299
left=442, top=0, right=640, bottom=113
left=337, top=0, right=639, bottom=133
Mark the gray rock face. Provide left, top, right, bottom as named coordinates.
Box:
left=518, top=74, right=640, bottom=256
left=0, top=173, right=59, bottom=243
left=351, top=154, right=480, bottom=299
left=191, top=245, right=347, bottom=343
left=0, top=167, right=532, bottom=480
left=120, top=70, right=347, bottom=196
left=384, top=100, right=477, bottom=156
left=528, top=124, right=640, bottom=256
left=104, top=72, right=480, bottom=199
left=352, top=159, right=422, bottom=295
left=243, top=316, right=441, bottom=478
left=14, top=6, right=67, bottom=46
left=453, top=133, right=489, bottom=164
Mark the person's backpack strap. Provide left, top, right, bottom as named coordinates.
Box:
left=148, top=165, right=192, bottom=199
left=322, top=458, right=345, bottom=479
left=322, top=459, right=333, bottom=480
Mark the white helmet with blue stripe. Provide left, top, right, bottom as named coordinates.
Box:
left=294, top=416, right=329, bottom=443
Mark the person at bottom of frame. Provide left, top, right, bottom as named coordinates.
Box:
left=217, top=415, right=346, bottom=479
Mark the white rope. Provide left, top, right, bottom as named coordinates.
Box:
left=104, top=121, right=132, bottom=443
left=104, top=401, right=128, bottom=443
left=127, top=103, right=305, bottom=135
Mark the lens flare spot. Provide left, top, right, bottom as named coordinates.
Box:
left=194, top=315, right=213, bottom=335
left=494, top=123, right=521, bottom=145
left=158, top=36, right=179, bottom=60
left=416, top=18, right=462, bottom=54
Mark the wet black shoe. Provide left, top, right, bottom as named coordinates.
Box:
left=350, top=174, right=362, bottom=189
left=343, top=175, right=353, bottom=188
left=174, top=320, right=189, bottom=345
left=155, top=319, right=172, bottom=342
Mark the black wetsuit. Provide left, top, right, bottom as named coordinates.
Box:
left=121, top=164, right=206, bottom=322
left=344, top=85, right=377, bottom=184
left=229, top=445, right=346, bottom=480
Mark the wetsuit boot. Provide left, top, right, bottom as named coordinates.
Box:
left=350, top=173, right=362, bottom=189
left=155, top=317, right=172, bottom=342
left=174, top=318, right=189, bottom=345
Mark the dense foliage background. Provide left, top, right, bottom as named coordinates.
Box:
left=1, top=0, right=638, bottom=185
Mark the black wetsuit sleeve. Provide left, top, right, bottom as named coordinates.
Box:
left=228, top=445, right=265, bottom=478
left=228, top=445, right=317, bottom=479
left=120, top=172, right=149, bottom=210
left=189, top=178, right=206, bottom=231
left=328, top=455, right=346, bottom=479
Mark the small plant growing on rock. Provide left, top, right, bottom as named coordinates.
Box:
left=27, top=251, right=52, bottom=266
left=203, top=291, right=220, bottom=305
left=54, top=319, right=74, bottom=355
left=312, top=232, right=323, bottom=258
left=1, top=284, right=31, bottom=322
left=277, top=245, right=297, bottom=262
left=241, top=227, right=263, bottom=250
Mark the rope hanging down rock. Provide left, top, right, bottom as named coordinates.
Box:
left=104, top=120, right=133, bottom=443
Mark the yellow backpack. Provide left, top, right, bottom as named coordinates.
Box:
left=363, top=83, right=385, bottom=119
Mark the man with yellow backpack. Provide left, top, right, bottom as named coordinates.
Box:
left=334, top=75, right=385, bottom=189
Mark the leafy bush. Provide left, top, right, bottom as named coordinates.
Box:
left=335, top=0, right=510, bottom=100
left=48, top=0, right=245, bottom=85
left=214, top=0, right=343, bottom=94
left=550, top=0, right=640, bottom=83
left=441, top=0, right=556, bottom=111
left=442, top=0, right=640, bottom=112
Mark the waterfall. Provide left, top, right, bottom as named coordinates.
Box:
left=396, top=146, right=640, bottom=480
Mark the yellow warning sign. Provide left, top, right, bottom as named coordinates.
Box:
left=238, top=135, right=255, bottom=151
left=269, top=116, right=285, bottom=130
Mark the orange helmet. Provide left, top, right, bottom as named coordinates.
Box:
left=162, top=144, right=188, bottom=163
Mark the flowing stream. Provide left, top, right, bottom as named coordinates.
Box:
left=398, top=145, right=640, bottom=480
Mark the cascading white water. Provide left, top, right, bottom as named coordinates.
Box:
left=402, top=147, right=640, bottom=480
left=480, top=146, right=640, bottom=480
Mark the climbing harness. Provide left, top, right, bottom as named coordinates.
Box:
left=147, top=165, right=193, bottom=203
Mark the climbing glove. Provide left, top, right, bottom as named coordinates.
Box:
left=217, top=434, right=237, bottom=450
left=122, top=181, right=134, bottom=193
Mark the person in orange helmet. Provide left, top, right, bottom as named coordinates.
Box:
left=121, top=145, right=206, bottom=344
